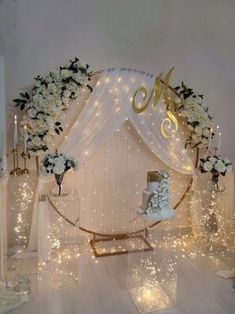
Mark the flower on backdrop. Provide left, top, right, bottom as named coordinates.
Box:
left=174, top=82, right=212, bottom=148
left=14, top=57, right=93, bottom=154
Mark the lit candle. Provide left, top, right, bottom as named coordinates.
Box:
left=216, top=125, right=219, bottom=149
left=218, top=132, right=221, bottom=154
left=24, top=125, right=28, bottom=154
left=208, top=127, right=212, bottom=151
left=13, top=115, right=18, bottom=149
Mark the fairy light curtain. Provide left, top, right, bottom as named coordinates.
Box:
left=60, top=69, right=194, bottom=175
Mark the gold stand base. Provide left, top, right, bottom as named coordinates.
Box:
left=90, top=233, right=154, bottom=258
left=10, top=167, right=22, bottom=176
left=21, top=168, right=30, bottom=175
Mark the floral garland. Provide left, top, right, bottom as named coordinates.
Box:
left=13, top=57, right=93, bottom=154
left=174, top=82, right=212, bottom=148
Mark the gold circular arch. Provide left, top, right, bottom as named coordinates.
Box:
left=49, top=68, right=199, bottom=256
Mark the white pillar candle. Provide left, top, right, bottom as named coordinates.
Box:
left=205, top=127, right=212, bottom=157
left=208, top=127, right=212, bottom=151
left=216, top=125, right=219, bottom=150
left=218, top=132, right=221, bottom=155
left=24, top=125, right=27, bottom=154
left=13, top=115, right=18, bottom=149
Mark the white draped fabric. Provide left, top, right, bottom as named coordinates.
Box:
left=60, top=69, right=194, bottom=175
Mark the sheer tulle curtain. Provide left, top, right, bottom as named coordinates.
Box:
left=60, top=69, right=194, bottom=175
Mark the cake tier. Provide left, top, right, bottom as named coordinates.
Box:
left=142, top=190, right=150, bottom=211
left=142, top=182, right=159, bottom=210
left=146, top=181, right=159, bottom=192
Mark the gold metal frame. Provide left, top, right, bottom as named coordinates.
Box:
left=46, top=68, right=200, bottom=257
left=90, top=232, right=153, bottom=258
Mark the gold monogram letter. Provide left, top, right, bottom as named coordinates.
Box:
left=132, top=67, right=178, bottom=139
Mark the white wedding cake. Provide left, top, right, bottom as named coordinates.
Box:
left=138, top=170, right=175, bottom=221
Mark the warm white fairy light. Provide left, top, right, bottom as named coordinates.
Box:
left=12, top=181, right=34, bottom=252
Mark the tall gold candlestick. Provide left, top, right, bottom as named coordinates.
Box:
left=21, top=151, right=30, bottom=175
left=10, top=146, right=22, bottom=176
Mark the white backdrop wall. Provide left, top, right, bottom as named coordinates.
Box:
left=0, top=0, right=235, bottom=162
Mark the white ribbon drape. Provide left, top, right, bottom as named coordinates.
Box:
left=60, top=69, right=194, bottom=175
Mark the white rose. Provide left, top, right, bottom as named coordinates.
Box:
left=195, top=126, right=202, bottom=135
left=195, top=96, right=202, bottom=104
left=174, top=97, right=181, bottom=105
left=223, top=158, right=230, bottom=164
left=48, top=83, right=58, bottom=94
left=214, top=160, right=226, bottom=173
left=28, top=108, right=37, bottom=118
left=57, top=156, right=66, bottom=165
left=61, top=69, right=72, bottom=79
left=63, top=90, right=71, bottom=98
left=208, top=157, right=217, bottom=165
left=41, top=88, right=49, bottom=97
left=192, top=133, right=201, bottom=142
left=35, top=80, right=41, bottom=88
left=31, top=136, right=42, bottom=147
left=45, top=75, right=53, bottom=84
left=203, top=161, right=213, bottom=172
left=53, top=163, right=65, bottom=175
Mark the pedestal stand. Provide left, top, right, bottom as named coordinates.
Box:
left=127, top=226, right=177, bottom=313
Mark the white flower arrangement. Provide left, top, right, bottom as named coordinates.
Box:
left=174, top=82, right=212, bottom=148
left=199, top=155, right=232, bottom=176
left=146, top=170, right=170, bottom=215
left=42, top=152, right=78, bottom=175
left=13, top=57, right=93, bottom=154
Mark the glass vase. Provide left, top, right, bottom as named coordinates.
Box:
left=55, top=173, right=64, bottom=196
left=49, top=172, right=71, bottom=197
left=210, top=172, right=225, bottom=193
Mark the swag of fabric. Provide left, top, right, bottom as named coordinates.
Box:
left=60, top=68, right=194, bottom=175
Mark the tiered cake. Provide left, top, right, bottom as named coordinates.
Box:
left=138, top=170, right=175, bottom=221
